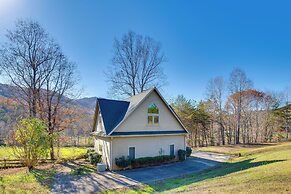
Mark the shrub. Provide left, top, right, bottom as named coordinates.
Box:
left=88, top=152, right=102, bottom=165
left=86, top=149, right=95, bottom=158
left=186, top=147, right=192, bottom=157
left=178, top=149, right=186, bottom=161
left=115, top=156, right=131, bottom=168
left=131, top=155, right=175, bottom=167
left=14, top=118, right=51, bottom=170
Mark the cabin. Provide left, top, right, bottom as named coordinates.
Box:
left=91, top=88, right=188, bottom=170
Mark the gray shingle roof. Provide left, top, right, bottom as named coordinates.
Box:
left=97, top=89, right=153, bottom=135
left=97, top=98, right=129, bottom=135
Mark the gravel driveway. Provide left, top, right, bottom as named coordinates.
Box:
left=51, top=151, right=230, bottom=194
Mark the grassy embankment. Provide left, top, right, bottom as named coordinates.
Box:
left=108, top=142, right=291, bottom=194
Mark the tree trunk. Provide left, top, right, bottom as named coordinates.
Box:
left=220, top=124, right=225, bottom=145
left=50, top=137, right=55, bottom=160
left=236, top=105, right=241, bottom=144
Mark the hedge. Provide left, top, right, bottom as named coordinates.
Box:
left=131, top=155, right=175, bottom=167
left=115, top=155, right=176, bottom=169
left=115, top=156, right=131, bottom=168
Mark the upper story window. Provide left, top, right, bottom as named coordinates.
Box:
left=148, top=103, right=159, bottom=125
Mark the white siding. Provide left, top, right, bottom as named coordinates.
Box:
left=96, top=111, right=105, bottom=132
left=111, top=135, right=185, bottom=170
left=94, top=137, right=112, bottom=169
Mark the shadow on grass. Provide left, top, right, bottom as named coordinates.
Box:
left=148, top=158, right=286, bottom=192
left=61, top=160, right=95, bottom=176
left=70, top=165, right=95, bottom=176
left=31, top=168, right=56, bottom=189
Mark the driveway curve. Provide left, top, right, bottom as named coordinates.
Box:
left=51, top=151, right=230, bottom=194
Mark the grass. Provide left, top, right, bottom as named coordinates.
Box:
left=69, top=163, right=95, bottom=176
left=0, top=147, right=89, bottom=193
left=193, top=143, right=278, bottom=156
left=0, top=147, right=14, bottom=160
left=0, top=146, right=88, bottom=160
left=108, top=142, right=291, bottom=194
left=56, top=147, right=88, bottom=161
left=0, top=168, right=55, bottom=194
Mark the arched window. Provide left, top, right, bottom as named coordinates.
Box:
left=148, top=103, right=159, bottom=125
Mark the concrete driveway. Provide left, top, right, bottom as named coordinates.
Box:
left=51, top=151, right=230, bottom=194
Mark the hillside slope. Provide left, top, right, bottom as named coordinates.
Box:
left=0, top=83, right=97, bottom=139
left=0, top=83, right=97, bottom=110
left=117, top=142, right=291, bottom=194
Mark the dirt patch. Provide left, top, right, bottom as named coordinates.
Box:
left=0, top=162, right=65, bottom=176
left=0, top=167, right=27, bottom=176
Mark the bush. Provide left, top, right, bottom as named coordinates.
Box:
left=86, top=149, right=95, bottom=158
left=131, top=155, right=175, bottom=167
left=88, top=152, right=102, bottom=165
left=14, top=118, right=51, bottom=170
left=186, top=147, right=192, bottom=157
left=178, top=149, right=186, bottom=161
left=115, top=156, right=131, bottom=168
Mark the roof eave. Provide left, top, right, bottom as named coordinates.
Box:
left=109, top=133, right=188, bottom=137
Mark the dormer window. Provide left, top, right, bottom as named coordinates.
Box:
left=148, top=103, right=159, bottom=125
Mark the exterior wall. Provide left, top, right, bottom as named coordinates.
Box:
left=94, top=136, right=112, bottom=169
left=111, top=135, right=186, bottom=170
left=96, top=111, right=105, bottom=132
left=115, top=91, right=184, bottom=133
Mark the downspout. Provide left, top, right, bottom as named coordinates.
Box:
left=110, top=137, right=113, bottom=170
left=184, top=135, right=186, bottom=150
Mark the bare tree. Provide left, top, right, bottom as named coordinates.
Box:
left=206, top=76, right=226, bottom=145
left=228, top=68, right=253, bottom=144
left=0, top=20, right=78, bottom=158
left=38, top=54, right=77, bottom=159
left=0, top=20, right=61, bottom=117
left=107, top=31, right=166, bottom=97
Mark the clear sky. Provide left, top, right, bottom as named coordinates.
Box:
left=0, top=0, right=291, bottom=101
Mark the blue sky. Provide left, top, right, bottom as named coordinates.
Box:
left=0, top=0, right=291, bottom=101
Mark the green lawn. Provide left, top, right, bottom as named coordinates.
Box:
left=108, top=142, right=291, bottom=194
left=0, top=147, right=88, bottom=160
left=0, top=168, right=55, bottom=194
left=56, top=147, right=88, bottom=161
left=193, top=143, right=278, bottom=156
left=0, top=147, right=89, bottom=193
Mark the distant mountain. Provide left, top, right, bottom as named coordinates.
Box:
left=0, top=83, right=97, bottom=110
left=0, top=83, right=97, bottom=140
left=0, top=83, right=19, bottom=99
left=75, top=97, right=97, bottom=110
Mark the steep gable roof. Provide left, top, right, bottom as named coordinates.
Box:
left=124, top=88, right=153, bottom=115
left=97, top=98, right=129, bottom=135
left=92, top=88, right=189, bottom=136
